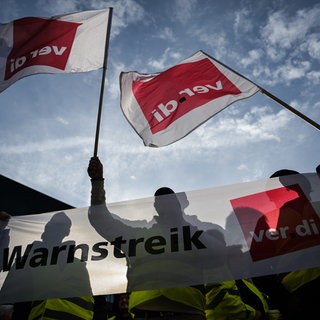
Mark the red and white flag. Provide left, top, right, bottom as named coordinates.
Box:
left=0, top=9, right=110, bottom=93
left=120, top=50, right=260, bottom=147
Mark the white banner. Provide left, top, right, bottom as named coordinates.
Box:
left=1, top=173, right=320, bottom=303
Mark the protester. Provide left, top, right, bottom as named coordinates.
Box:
left=0, top=211, right=27, bottom=320
left=253, top=166, right=320, bottom=320
left=205, top=279, right=269, bottom=320
left=107, top=293, right=133, bottom=320
left=27, top=297, right=95, bottom=320
left=279, top=266, right=320, bottom=318
left=271, top=167, right=320, bottom=319
left=0, top=213, right=13, bottom=320
left=87, top=156, right=224, bottom=319
left=22, top=214, right=95, bottom=320
left=0, top=211, right=95, bottom=320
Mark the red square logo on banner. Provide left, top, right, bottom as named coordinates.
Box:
left=132, top=58, right=241, bottom=134
left=230, top=184, right=320, bottom=261
left=5, top=17, right=81, bottom=80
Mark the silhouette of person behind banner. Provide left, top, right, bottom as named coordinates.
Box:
left=230, top=169, right=320, bottom=265
left=0, top=211, right=11, bottom=273
left=0, top=212, right=92, bottom=303
left=251, top=169, right=320, bottom=320
left=88, top=170, right=228, bottom=291
left=271, top=170, right=320, bottom=256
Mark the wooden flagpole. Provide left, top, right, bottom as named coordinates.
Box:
left=93, top=7, right=113, bottom=157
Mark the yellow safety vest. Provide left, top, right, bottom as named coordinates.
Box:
left=129, top=286, right=206, bottom=314
left=205, top=280, right=268, bottom=320
left=281, top=267, right=320, bottom=293
left=28, top=296, right=94, bottom=320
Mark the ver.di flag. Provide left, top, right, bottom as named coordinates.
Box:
left=120, top=50, right=260, bottom=147
left=0, top=9, right=110, bottom=93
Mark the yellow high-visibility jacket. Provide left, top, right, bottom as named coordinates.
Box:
left=281, top=267, right=320, bottom=293
left=205, top=280, right=268, bottom=320
left=28, top=296, right=94, bottom=320
left=129, top=286, right=206, bottom=315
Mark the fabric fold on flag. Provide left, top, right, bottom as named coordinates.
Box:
left=120, top=50, right=260, bottom=147
left=0, top=9, right=110, bottom=93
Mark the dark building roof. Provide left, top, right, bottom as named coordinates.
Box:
left=0, top=174, right=74, bottom=216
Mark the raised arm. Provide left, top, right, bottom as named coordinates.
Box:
left=87, top=156, right=106, bottom=206
left=87, top=157, right=136, bottom=242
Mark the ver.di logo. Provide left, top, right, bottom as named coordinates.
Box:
left=5, top=17, right=81, bottom=80
left=230, top=184, right=320, bottom=261
left=132, top=58, right=241, bottom=134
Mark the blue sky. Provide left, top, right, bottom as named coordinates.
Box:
left=1, top=0, right=320, bottom=209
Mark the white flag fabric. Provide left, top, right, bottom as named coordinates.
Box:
left=120, top=50, right=260, bottom=147
left=1, top=172, right=320, bottom=303
left=0, top=9, right=110, bottom=93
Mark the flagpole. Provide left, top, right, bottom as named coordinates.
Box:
left=204, top=51, right=320, bottom=132
left=259, top=88, right=320, bottom=131
left=93, top=7, right=113, bottom=157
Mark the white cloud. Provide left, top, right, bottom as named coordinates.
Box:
left=108, top=60, right=126, bottom=99
left=168, top=105, right=291, bottom=152
left=307, top=70, right=320, bottom=84
left=261, top=6, right=320, bottom=61
left=35, top=0, right=83, bottom=16
left=147, top=48, right=183, bottom=71
left=240, top=49, right=263, bottom=68
left=262, top=8, right=319, bottom=48
left=303, top=35, right=320, bottom=60
left=0, top=136, right=92, bottom=154
left=274, top=60, right=311, bottom=81
left=234, top=8, right=253, bottom=34
left=188, top=28, right=228, bottom=60
left=173, top=0, right=198, bottom=24
left=56, top=116, right=69, bottom=125
left=251, top=59, right=311, bottom=85
left=156, top=27, right=176, bottom=42
left=109, top=0, right=146, bottom=37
